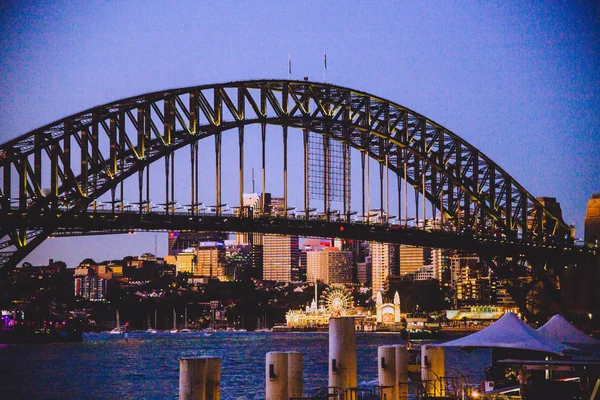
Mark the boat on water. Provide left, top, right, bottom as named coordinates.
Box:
left=146, top=310, right=158, bottom=333
left=170, top=309, right=178, bottom=333
left=202, top=327, right=216, bottom=336
left=109, top=326, right=128, bottom=334
left=108, top=310, right=128, bottom=334
left=255, top=315, right=271, bottom=332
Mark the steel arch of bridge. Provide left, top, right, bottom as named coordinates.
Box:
left=0, top=80, right=572, bottom=272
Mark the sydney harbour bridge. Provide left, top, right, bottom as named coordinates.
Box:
left=0, top=80, right=596, bottom=323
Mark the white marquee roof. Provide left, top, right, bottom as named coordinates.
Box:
left=434, top=312, right=574, bottom=355
left=537, top=314, right=600, bottom=346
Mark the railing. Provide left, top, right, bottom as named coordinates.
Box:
left=291, top=385, right=393, bottom=400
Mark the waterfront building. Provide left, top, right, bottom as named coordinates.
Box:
left=585, top=193, right=600, bottom=246
left=263, top=234, right=300, bottom=282
left=306, top=247, right=353, bottom=284
left=285, top=297, right=330, bottom=328
left=285, top=285, right=373, bottom=329
left=375, top=291, right=402, bottom=325
left=445, top=306, right=517, bottom=324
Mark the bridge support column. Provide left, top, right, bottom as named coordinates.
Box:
left=179, top=356, right=221, bottom=400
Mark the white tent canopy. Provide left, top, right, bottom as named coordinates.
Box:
left=434, top=312, right=574, bottom=355
left=537, top=314, right=600, bottom=346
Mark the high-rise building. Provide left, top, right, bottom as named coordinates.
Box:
left=251, top=245, right=264, bottom=279
left=236, top=193, right=272, bottom=245
left=449, top=254, right=493, bottom=306
left=196, top=242, right=226, bottom=281
left=399, top=245, right=424, bottom=276
left=168, top=231, right=228, bottom=256
left=270, top=197, right=286, bottom=216
left=225, top=243, right=252, bottom=281
left=431, top=248, right=448, bottom=282
left=299, top=250, right=308, bottom=282
left=176, top=249, right=196, bottom=275
left=263, top=235, right=300, bottom=282
left=585, top=194, right=600, bottom=246
left=306, top=248, right=353, bottom=284
left=371, top=242, right=396, bottom=297
left=74, top=275, right=108, bottom=301
left=357, top=256, right=372, bottom=285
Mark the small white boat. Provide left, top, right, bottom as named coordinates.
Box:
left=109, top=326, right=127, bottom=334
left=109, top=310, right=127, bottom=334
left=146, top=328, right=158, bottom=334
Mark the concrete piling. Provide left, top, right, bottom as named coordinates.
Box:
left=378, top=345, right=396, bottom=399
left=421, top=345, right=445, bottom=396
left=329, top=317, right=357, bottom=391
left=179, top=356, right=221, bottom=400
left=287, top=352, right=303, bottom=399
left=395, top=345, right=408, bottom=400
left=266, top=351, right=289, bottom=400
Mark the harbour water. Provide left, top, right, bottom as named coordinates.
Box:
left=0, top=331, right=489, bottom=399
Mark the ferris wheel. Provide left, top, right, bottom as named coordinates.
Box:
left=323, top=286, right=352, bottom=317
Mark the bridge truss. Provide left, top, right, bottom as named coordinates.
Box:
left=0, top=80, right=593, bottom=322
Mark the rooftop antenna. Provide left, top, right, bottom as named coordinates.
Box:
left=288, top=54, right=291, bottom=80
left=323, top=51, right=327, bottom=83
left=252, top=167, right=255, bottom=193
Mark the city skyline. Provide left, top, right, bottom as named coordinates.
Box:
left=1, top=1, right=598, bottom=268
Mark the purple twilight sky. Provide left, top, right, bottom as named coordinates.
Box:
left=1, top=1, right=598, bottom=268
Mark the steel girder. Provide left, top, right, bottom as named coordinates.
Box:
left=0, top=80, right=574, bottom=274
